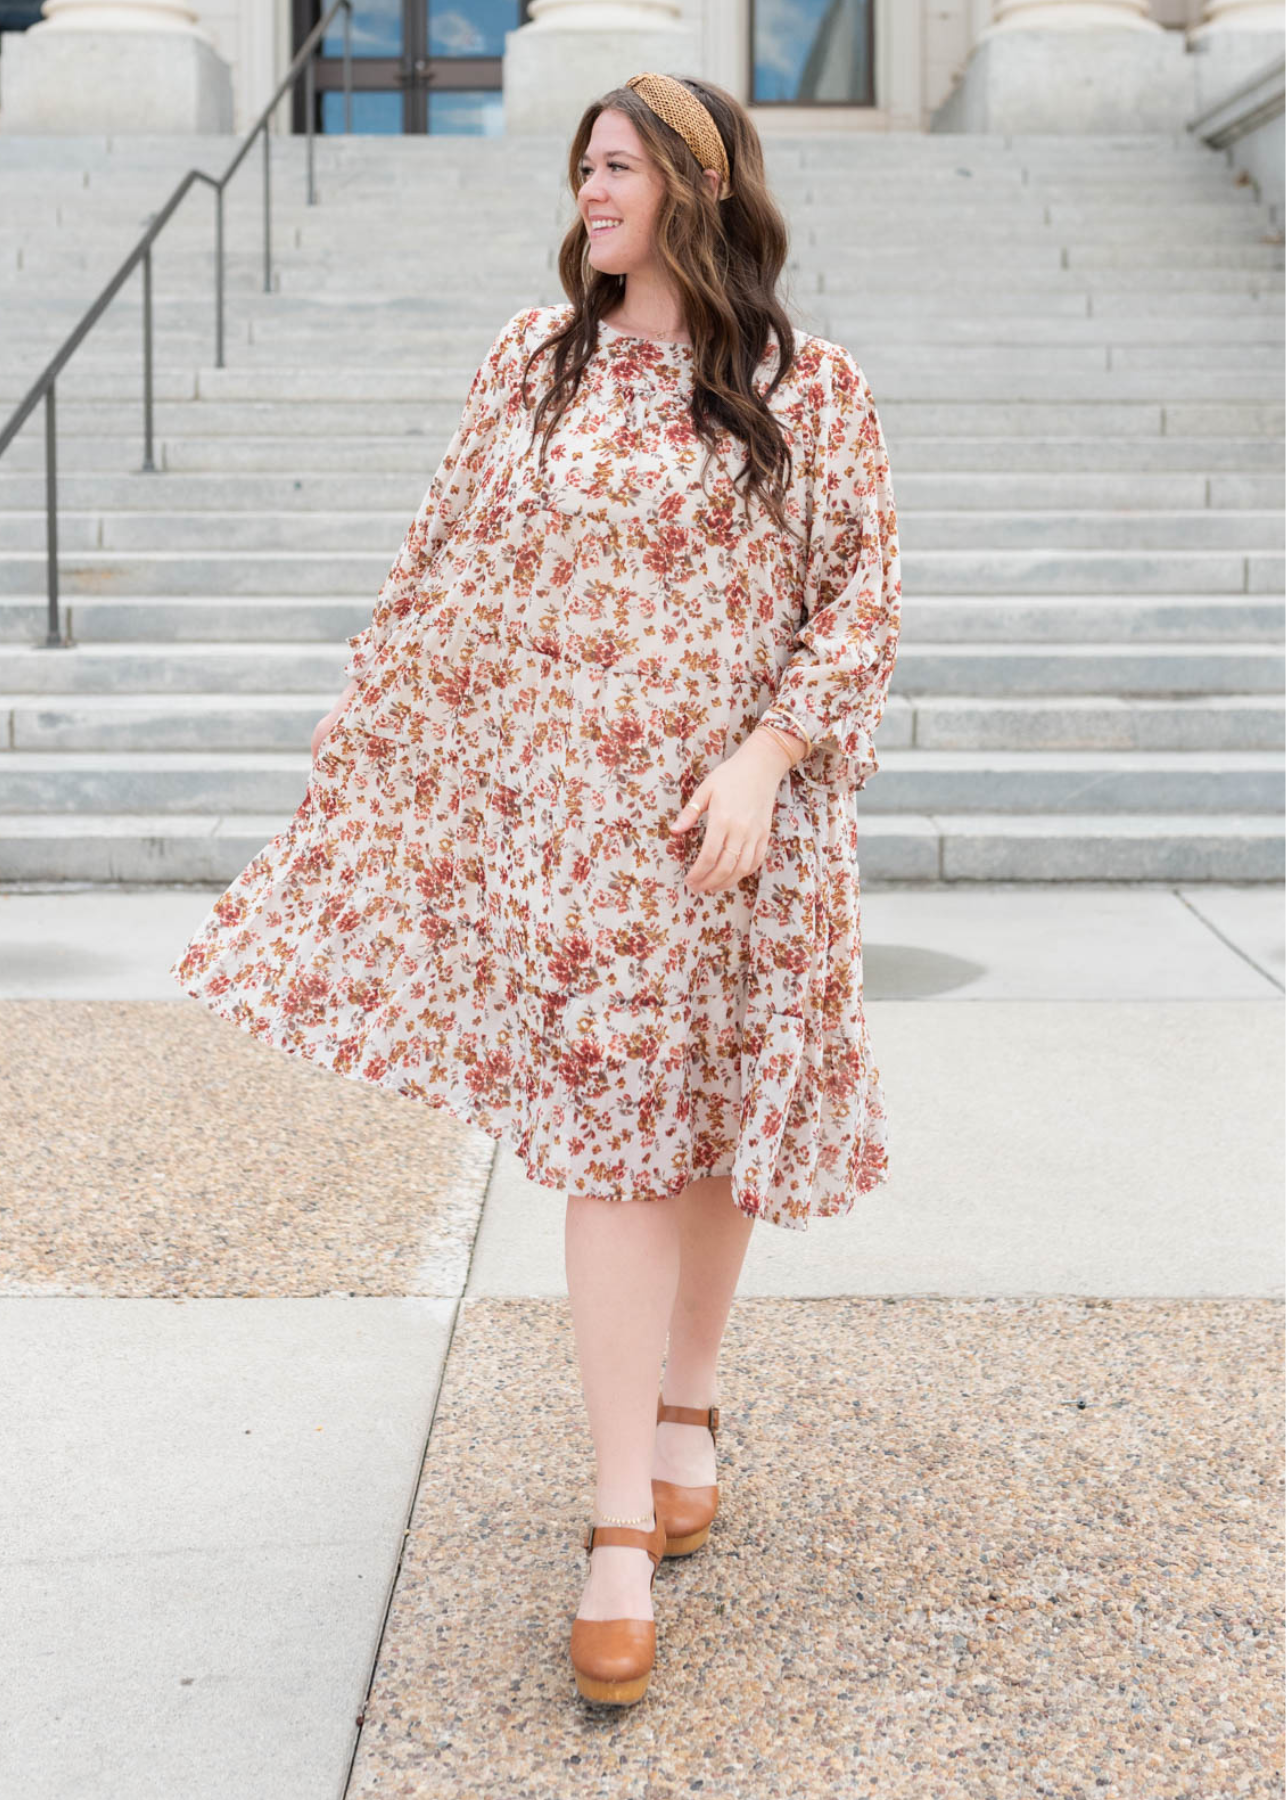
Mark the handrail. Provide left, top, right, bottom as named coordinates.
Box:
left=0, top=0, right=354, bottom=648
left=1186, top=51, right=1285, bottom=149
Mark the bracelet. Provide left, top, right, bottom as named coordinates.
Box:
left=755, top=723, right=805, bottom=767
left=760, top=704, right=813, bottom=760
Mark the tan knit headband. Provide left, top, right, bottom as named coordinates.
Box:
left=624, top=72, right=733, bottom=201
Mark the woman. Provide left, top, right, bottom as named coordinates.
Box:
left=170, top=72, right=901, bottom=1708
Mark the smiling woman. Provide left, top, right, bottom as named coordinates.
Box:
left=169, top=69, right=901, bottom=1713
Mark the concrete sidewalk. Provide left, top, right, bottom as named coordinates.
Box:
left=0, top=881, right=1281, bottom=1798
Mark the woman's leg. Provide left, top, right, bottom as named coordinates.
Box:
left=654, top=1174, right=754, bottom=1487
left=565, top=1189, right=681, bottom=1620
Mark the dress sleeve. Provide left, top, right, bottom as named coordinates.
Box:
left=341, top=307, right=534, bottom=686
left=758, top=346, right=901, bottom=797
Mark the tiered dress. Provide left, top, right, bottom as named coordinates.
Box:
left=170, top=302, right=902, bottom=1230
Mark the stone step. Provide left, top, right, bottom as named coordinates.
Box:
left=3, top=398, right=1283, bottom=440
left=4, top=311, right=1284, bottom=352
left=1, top=468, right=1282, bottom=512
left=2, top=692, right=338, bottom=751
left=0, top=637, right=1279, bottom=696
left=2, top=431, right=1280, bottom=476
left=104, top=259, right=1284, bottom=299
left=0, top=152, right=1239, bottom=181
left=0, top=171, right=1243, bottom=202
left=0, top=164, right=1256, bottom=197
left=0, top=159, right=1242, bottom=194
left=2, top=127, right=1279, bottom=891
left=4, top=691, right=1278, bottom=754
left=3, top=546, right=1281, bottom=596
left=3, top=507, right=1281, bottom=555
left=8, top=193, right=1264, bottom=255
left=0, top=747, right=1279, bottom=816
left=0, top=642, right=350, bottom=692
left=6, top=347, right=1284, bottom=407
left=6, top=336, right=1283, bottom=398
left=5, top=286, right=1280, bottom=344
left=12, top=216, right=1275, bottom=262
left=3, top=243, right=554, bottom=278
left=914, top=695, right=1283, bottom=753
left=9, top=263, right=1279, bottom=301
left=2, top=591, right=1282, bottom=645
left=0, top=809, right=1279, bottom=886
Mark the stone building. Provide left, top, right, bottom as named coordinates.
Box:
left=0, top=0, right=1282, bottom=142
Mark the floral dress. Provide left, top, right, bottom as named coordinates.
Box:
left=170, top=301, right=902, bottom=1230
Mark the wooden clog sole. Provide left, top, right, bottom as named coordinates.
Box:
left=660, top=1520, right=711, bottom=1557
left=573, top=1666, right=653, bottom=1705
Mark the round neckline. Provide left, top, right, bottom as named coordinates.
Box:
left=598, top=318, right=694, bottom=351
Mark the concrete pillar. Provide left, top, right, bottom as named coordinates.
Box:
left=934, top=0, right=1193, bottom=131
left=984, top=0, right=1162, bottom=29
left=503, top=0, right=699, bottom=136
left=1193, top=0, right=1286, bottom=31
left=0, top=0, right=233, bottom=133
left=40, top=0, right=204, bottom=26
left=1187, top=0, right=1285, bottom=116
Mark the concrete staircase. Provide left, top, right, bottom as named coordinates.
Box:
left=0, top=130, right=1282, bottom=883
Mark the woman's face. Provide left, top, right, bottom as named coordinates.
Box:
left=576, top=109, right=666, bottom=276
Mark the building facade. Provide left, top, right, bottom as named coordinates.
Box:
left=0, top=0, right=1281, bottom=139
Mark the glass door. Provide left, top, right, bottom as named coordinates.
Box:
left=293, top=0, right=529, bottom=135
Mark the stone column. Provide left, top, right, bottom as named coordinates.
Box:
left=933, top=0, right=1194, bottom=129
left=40, top=0, right=206, bottom=25
left=0, top=0, right=233, bottom=133
left=985, top=0, right=1161, bottom=29
left=503, top=0, right=699, bottom=135
left=1193, top=0, right=1286, bottom=31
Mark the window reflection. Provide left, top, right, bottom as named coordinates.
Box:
left=428, top=89, right=506, bottom=134
left=323, top=0, right=402, bottom=57
left=427, top=0, right=520, bottom=59
left=752, top=0, right=874, bottom=104
left=320, top=90, right=403, bottom=133
left=0, top=1, right=45, bottom=29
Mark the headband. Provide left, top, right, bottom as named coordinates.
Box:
left=624, top=72, right=733, bottom=201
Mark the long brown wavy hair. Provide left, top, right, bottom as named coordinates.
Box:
left=518, top=76, right=804, bottom=542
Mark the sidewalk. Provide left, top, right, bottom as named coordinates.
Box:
left=0, top=881, right=1281, bottom=1799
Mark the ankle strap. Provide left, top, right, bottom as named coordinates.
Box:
left=656, top=1394, right=719, bottom=1442
left=584, top=1516, right=666, bottom=1567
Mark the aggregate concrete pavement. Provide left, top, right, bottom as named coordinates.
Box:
left=0, top=880, right=1281, bottom=1798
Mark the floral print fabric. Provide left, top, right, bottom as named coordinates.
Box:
left=170, top=302, right=901, bottom=1229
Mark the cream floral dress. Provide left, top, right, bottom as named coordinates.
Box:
left=171, top=301, right=902, bottom=1230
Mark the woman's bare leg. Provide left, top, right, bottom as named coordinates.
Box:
left=654, top=1174, right=754, bottom=1487
left=565, top=1189, right=681, bottom=1621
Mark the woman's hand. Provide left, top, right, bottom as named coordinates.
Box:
left=669, top=729, right=800, bottom=894
left=311, top=679, right=360, bottom=760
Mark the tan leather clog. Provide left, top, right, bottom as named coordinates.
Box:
left=651, top=1395, right=720, bottom=1557
left=569, top=1510, right=667, bottom=1705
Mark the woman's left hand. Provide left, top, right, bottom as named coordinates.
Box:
left=669, top=730, right=797, bottom=894
left=310, top=678, right=361, bottom=761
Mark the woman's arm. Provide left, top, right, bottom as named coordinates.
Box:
left=761, top=346, right=901, bottom=794
left=311, top=676, right=360, bottom=760
left=339, top=307, right=535, bottom=691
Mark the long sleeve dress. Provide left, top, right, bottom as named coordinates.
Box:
left=170, top=301, right=902, bottom=1231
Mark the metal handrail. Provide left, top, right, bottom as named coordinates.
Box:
left=0, top=0, right=354, bottom=648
